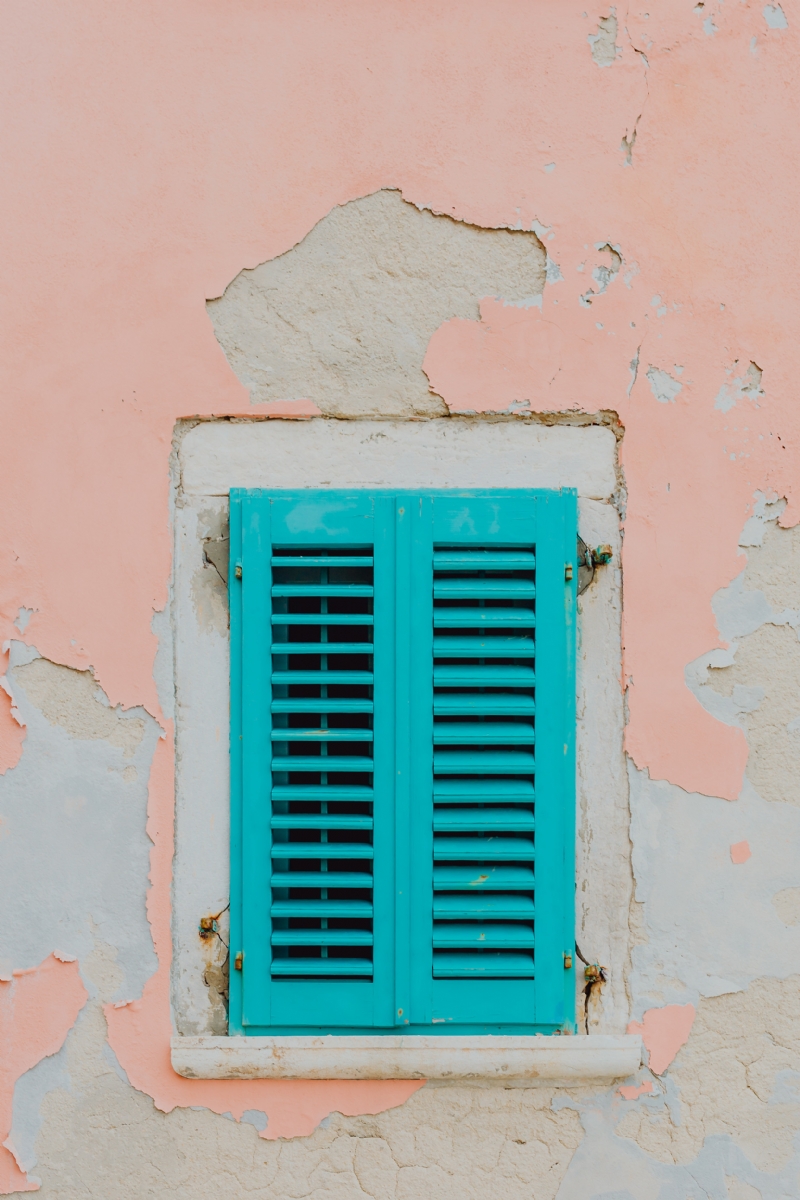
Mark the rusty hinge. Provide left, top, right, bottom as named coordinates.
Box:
left=234, top=951, right=243, bottom=971
left=563, top=952, right=573, bottom=970
left=577, top=538, right=613, bottom=594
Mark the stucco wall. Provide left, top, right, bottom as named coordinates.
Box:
left=1, top=2, right=799, bottom=1196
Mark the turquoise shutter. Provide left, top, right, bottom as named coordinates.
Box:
left=229, top=490, right=396, bottom=1032
left=230, top=489, right=575, bottom=1035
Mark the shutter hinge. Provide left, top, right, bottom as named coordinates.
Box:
left=577, top=538, right=613, bottom=594
left=563, top=952, right=573, bottom=970
left=234, top=561, right=243, bottom=580
left=564, top=563, right=573, bottom=581
left=234, top=952, right=243, bottom=971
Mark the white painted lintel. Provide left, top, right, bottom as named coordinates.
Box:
left=170, top=1034, right=642, bottom=1083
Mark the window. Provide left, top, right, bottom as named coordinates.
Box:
left=228, top=488, right=576, bottom=1035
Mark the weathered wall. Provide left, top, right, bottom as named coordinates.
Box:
left=1, top=0, right=800, bottom=1195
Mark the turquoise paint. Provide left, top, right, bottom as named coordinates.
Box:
left=229, top=490, right=576, bottom=1035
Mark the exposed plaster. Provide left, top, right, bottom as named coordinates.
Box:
left=207, top=190, right=547, bottom=419
left=588, top=13, right=621, bottom=67
left=0, top=645, right=158, bottom=997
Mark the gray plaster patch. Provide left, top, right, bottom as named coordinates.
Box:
left=628, top=766, right=800, bottom=1005
left=0, top=643, right=158, bottom=999
left=240, top=1109, right=268, bottom=1132
left=764, top=3, right=788, bottom=27
left=207, top=189, right=547, bottom=418
left=645, top=366, right=682, bottom=404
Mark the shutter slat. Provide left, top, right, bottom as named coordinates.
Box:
left=270, top=843, right=374, bottom=859
left=272, top=614, right=374, bottom=626
left=271, top=729, right=374, bottom=742
left=433, top=637, right=535, bottom=656
left=272, top=930, right=373, bottom=946
left=271, top=642, right=374, bottom=655
left=432, top=543, right=537, bottom=979
left=433, top=866, right=535, bottom=889
left=272, top=900, right=373, bottom=918
left=434, top=808, right=534, bottom=832
left=271, top=556, right=374, bottom=567
left=434, top=579, right=535, bottom=599
left=271, top=960, right=374, bottom=977
left=433, top=751, right=536, bottom=773
left=272, top=584, right=373, bottom=597
left=272, top=699, right=374, bottom=713
left=434, top=607, right=535, bottom=628
left=271, top=815, right=374, bottom=830
left=434, top=665, right=534, bottom=686
left=271, top=755, right=374, bottom=772
left=268, top=546, right=375, bottom=982
left=434, top=779, right=534, bottom=802
left=272, top=671, right=373, bottom=685
left=433, top=723, right=535, bottom=745
left=433, top=952, right=534, bottom=977
left=272, top=871, right=373, bottom=888
left=434, top=694, right=534, bottom=716
left=434, top=894, right=534, bottom=919
left=433, top=924, right=535, bottom=948
left=433, top=837, right=535, bottom=861
left=433, top=551, right=536, bottom=569
left=272, top=785, right=373, bottom=802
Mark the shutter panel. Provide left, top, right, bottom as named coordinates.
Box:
left=230, top=491, right=396, bottom=1031
left=420, top=492, right=576, bottom=1031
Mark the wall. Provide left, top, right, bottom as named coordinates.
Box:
left=1, top=2, right=799, bottom=1196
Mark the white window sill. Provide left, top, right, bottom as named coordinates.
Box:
left=170, top=1034, right=642, bottom=1083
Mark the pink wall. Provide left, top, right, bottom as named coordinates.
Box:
left=1, top=0, right=797, bottom=1165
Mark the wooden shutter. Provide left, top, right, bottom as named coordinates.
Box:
left=230, top=489, right=576, bottom=1034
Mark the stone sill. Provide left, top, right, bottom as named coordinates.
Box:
left=171, top=1034, right=642, bottom=1083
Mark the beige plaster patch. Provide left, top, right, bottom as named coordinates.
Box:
left=725, top=1179, right=764, bottom=1200
left=615, top=976, right=800, bottom=1172
left=207, top=189, right=547, bottom=418
left=773, top=886, right=800, bottom=926
left=709, top=622, right=800, bottom=804
left=740, top=518, right=800, bottom=614
left=15, top=659, right=145, bottom=759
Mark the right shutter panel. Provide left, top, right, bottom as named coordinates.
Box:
left=425, top=492, right=575, bottom=1032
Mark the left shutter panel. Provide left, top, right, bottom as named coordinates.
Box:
left=233, top=491, right=394, bottom=1032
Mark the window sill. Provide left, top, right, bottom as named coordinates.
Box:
left=170, top=1034, right=642, bottom=1083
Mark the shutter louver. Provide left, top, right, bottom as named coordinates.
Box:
left=270, top=549, right=375, bottom=979
left=431, top=548, right=537, bottom=979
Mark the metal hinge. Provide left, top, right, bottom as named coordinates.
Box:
left=577, top=538, right=613, bottom=594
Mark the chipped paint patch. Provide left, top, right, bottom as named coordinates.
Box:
left=627, top=1004, right=696, bottom=1075
left=0, top=956, right=87, bottom=1193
